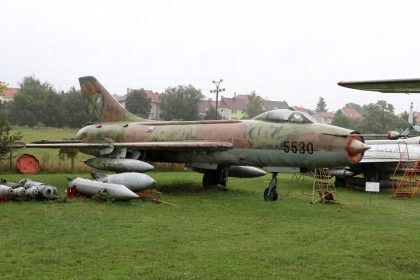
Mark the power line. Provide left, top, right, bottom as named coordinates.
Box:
left=210, top=79, right=225, bottom=120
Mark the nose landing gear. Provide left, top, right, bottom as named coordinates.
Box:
left=264, top=172, right=278, bottom=201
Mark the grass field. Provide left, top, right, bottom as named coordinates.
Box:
left=4, top=126, right=92, bottom=172
left=1, top=171, right=420, bottom=279
left=6, top=126, right=183, bottom=173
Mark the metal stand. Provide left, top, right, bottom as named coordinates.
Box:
left=312, top=168, right=338, bottom=204
left=392, top=142, right=420, bottom=198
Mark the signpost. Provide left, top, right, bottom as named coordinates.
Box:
left=366, top=182, right=380, bottom=204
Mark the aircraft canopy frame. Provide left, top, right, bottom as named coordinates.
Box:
left=253, top=109, right=317, bottom=124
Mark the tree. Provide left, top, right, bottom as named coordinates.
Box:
left=245, top=91, right=264, bottom=118
left=61, top=87, right=89, bottom=128
left=125, top=89, right=152, bottom=118
left=0, top=113, right=22, bottom=160
left=315, top=97, right=327, bottom=112
left=331, top=111, right=361, bottom=131
left=160, top=85, right=204, bottom=120
left=203, top=106, right=222, bottom=120
left=60, top=87, right=91, bottom=128
left=0, top=82, right=8, bottom=114
left=58, top=148, right=78, bottom=173
left=359, top=100, right=405, bottom=134
left=0, top=81, right=7, bottom=96
left=9, top=76, right=64, bottom=127
left=345, top=102, right=363, bottom=114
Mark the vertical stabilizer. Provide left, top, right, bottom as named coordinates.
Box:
left=79, top=76, right=145, bottom=123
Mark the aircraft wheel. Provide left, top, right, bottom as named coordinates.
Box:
left=203, top=172, right=218, bottom=188
left=264, top=187, right=278, bottom=201
left=335, top=177, right=346, bottom=188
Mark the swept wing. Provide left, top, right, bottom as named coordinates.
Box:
left=338, top=78, right=420, bottom=93
left=11, top=139, right=233, bottom=152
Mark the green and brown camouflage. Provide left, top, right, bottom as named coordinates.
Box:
left=73, top=76, right=369, bottom=169
left=79, top=76, right=143, bottom=123
left=13, top=76, right=370, bottom=198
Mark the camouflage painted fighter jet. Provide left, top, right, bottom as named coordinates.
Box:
left=17, top=76, right=370, bottom=200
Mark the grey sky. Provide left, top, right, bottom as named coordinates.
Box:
left=2, top=0, right=420, bottom=113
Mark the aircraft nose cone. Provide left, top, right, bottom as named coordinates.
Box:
left=347, top=139, right=370, bottom=156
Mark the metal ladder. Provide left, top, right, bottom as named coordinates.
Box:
left=312, top=168, right=338, bottom=204
left=392, top=142, right=420, bottom=198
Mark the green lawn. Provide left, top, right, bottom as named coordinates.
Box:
left=7, top=126, right=92, bottom=172
left=1, top=171, right=419, bottom=279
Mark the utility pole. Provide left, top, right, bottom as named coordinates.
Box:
left=210, top=79, right=225, bottom=120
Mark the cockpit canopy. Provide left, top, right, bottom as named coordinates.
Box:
left=252, top=109, right=317, bottom=124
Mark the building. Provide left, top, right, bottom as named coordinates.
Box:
left=219, top=95, right=248, bottom=120
left=198, top=99, right=216, bottom=119
left=263, top=100, right=290, bottom=111
left=311, top=111, right=335, bottom=124
left=198, top=94, right=290, bottom=120
left=292, top=106, right=312, bottom=114
left=0, top=87, right=19, bottom=102
left=340, top=106, right=362, bottom=119
left=117, top=89, right=290, bottom=121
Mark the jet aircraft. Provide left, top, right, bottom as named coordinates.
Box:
left=335, top=78, right=420, bottom=188
left=16, top=76, right=370, bottom=200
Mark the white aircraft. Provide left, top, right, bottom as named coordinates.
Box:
left=333, top=79, right=420, bottom=187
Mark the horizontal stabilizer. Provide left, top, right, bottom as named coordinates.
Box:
left=338, top=78, right=420, bottom=93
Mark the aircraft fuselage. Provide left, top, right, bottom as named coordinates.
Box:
left=76, top=119, right=364, bottom=168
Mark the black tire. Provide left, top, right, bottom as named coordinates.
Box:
left=335, top=176, right=346, bottom=188
left=264, top=187, right=278, bottom=201
left=203, top=171, right=218, bottom=188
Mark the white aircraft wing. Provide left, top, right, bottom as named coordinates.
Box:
left=338, top=78, right=420, bottom=93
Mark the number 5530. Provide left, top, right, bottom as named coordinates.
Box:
left=283, top=141, right=313, bottom=154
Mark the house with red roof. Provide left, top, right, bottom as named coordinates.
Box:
left=118, top=89, right=290, bottom=120
left=1, top=87, right=19, bottom=102
left=292, top=106, right=312, bottom=114
left=341, top=106, right=362, bottom=119
left=312, top=111, right=336, bottom=124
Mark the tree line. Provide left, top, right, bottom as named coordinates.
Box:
left=0, top=77, right=412, bottom=136
left=0, top=77, right=89, bottom=128
left=0, top=76, right=210, bottom=126
left=316, top=97, right=409, bottom=135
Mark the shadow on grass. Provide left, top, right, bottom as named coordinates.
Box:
left=157, top=182, right=251, bottom=196
left=158, top=182, right=219, bottom=194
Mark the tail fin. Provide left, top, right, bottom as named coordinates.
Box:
left=79, top=76, right=145, bottom=123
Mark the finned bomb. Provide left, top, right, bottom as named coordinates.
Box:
left=0, top=185, right=13, bottom=197
left=85, top=158, right=154, bottom=173
left=20, top=179, right=58, bottom=198
left=92, top=172, right=156, bottom=192
left=69, top=177, right=139, bottom=200
left=12, top=187, right=26, bottom=196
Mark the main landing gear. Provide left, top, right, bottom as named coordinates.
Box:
left=264, top=172, right=278, bottom=201
left=202, top=168, right=228, bottom=189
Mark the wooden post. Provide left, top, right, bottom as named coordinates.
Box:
left=9, top=149, right=12, bottom=172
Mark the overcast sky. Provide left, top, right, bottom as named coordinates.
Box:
left=2, top=0, right=420, bottom=113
